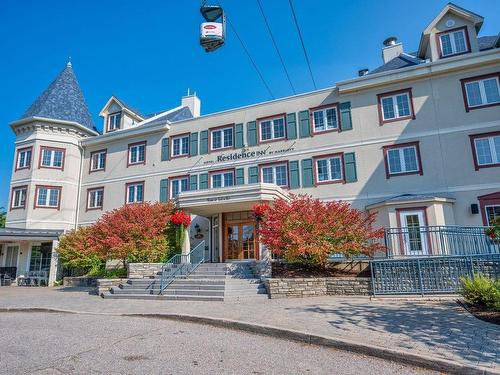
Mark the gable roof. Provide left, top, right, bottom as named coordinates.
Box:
left=20, top=63, right=95, bottom=130
left=369, top=53, right=425, bottom=75
left=138, top=106, right=193, bottom=127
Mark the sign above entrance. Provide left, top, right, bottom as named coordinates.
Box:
left=204, top=146, right=295, bottom=165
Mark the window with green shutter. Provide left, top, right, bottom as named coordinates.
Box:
left=235, top=168, right=244, bottom=185
left=247, top=121, right=257, bottom=146
left=289, top=160, right=300, bottom=189
left=301, top=158, right=314, bottom=187
left=286, top=113, right=297, bottom=140
left=190, top=175, right=198, bottom=191
left=235, top=123, right=244, bottom=148
left=190, top=132, right=198, bottom=156
left=340, top=102, right=352, bottom=131
left=159, top=179, right=169, bottom=202
left=248, top=166, right=259, bottom=183
left=161, top=138, right=169, bottom=161
left=343, top=152, right=357, bottom=182
left=200, top=130, right=209, bottom=155
left=299, top=110, right=311, bottom=138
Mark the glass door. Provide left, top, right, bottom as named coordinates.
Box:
left=5, top=246, right=19, bottom=267
left=400, top=211, right=428, bottom=255
left=224, top=222, right=257, bottom=260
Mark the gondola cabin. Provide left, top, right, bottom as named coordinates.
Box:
left=200, top=4, right=225, bottom=52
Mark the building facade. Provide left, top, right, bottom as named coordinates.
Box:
left=1, top=4, right=500, bottom=283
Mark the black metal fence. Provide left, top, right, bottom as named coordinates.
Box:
left=371, top=253, right=500, bottom=295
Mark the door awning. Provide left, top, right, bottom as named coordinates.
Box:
left=0, top=228, right=62, bottom=242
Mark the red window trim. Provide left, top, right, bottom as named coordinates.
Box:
left=38, top=146, right=66, bottom=171
left=209, top=168, right=236, bottom=188
left=257, top=113, right=287, bottom=144
left=33, top=185, right=62, bottom=210
left=127, top=141, right=147, bottom=167
left=170, top=132, right=191, bottom=159
left=208, top=124, right=235, bottom=153
left=89, top=149, right=107, bottom=173
left=124, top=181, right=145, bottom=204
left=168, top=175, right=190, bottom=199
left=469, top=130, right=500, bottom=170
left=435, top=26, right=471, bottom=59
left=382, top=141, right=423, bottom=179
left=86, top=187, right=104, bottom=211
left=309, top=103, right=341, bottom=135
left=312, top=153, right=345, bottom=186
left=395, top=206, right=433, bottom=255
left=10, top=185, right=28, bottom=210
left=460, top=72, right=500, bottom=112
left=478, top=191, right=500, bottom=226
left=15, top=146, right=33, bottom=171
left=107, top=111, right=122, bottom=132
left=258, top=160, right=290, bottom=188
left=377, top=88, right=416, bottom=125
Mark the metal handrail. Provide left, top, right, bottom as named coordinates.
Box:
left=159, top=241, right=205, bottom=294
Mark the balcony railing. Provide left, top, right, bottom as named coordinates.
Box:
left=384, top=225, right=499, bottom=258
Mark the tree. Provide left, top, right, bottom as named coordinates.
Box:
left=90, top=202, right=176, bottom=265
left=0, top=207, right=5, bottom=228
left=255, top=195, right=385, bottom=266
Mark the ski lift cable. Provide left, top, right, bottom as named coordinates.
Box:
left=216, top=1, right=275, bottom=99
left=256, top=0, right=296, bottom=95
left=288, top=0, right=317, bottom=90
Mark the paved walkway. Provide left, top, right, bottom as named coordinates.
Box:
left=1, top=287, right=499, bottom=372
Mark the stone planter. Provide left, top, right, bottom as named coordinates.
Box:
left=264, top=277, right=372, bottom=299
left=128, top=263, right=163, bottom=279
left=95, top=278, right=128, bottom=296
left=63, top=276, right=98, bottom=288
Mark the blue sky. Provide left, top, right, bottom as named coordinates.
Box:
left=0, top=0, right=499, bottom=209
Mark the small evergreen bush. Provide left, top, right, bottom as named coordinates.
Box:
left=460, top=274, right=500, bottom=311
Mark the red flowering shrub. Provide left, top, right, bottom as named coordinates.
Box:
left=258, top=195, right=385, bottom=266
left=170, top=211, right=192, bottom=227
left=252, top=203, right=271, bottom=219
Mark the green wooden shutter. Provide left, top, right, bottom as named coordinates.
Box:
left=247, top=121, right=257, bottom=146
left=235, top=168, right=244, bottom=185
left=199, top=173, right=209, bottom=189
left=190, top=175, right=198, bottom=191
left=286, top=113, right=297, bottom=140
left=200, top=130, right=209, bottom=155
left=235, top=123, right=244, bottom=148
left=301, top=158, right=314, bottom=187
left=344, top=152, right=357, bottom=183
left=159, top=178, right=169, bottom=202
left=289, top=160, right=300, bottom=189
left=190, top=132, right=198, bottom=156
left=299, top=110, right=310, bottom=138
left=340, top=102, right=352, bottom=131
left=248, top=166, right=259, bottom=183
left=161, top=138, right=169, bottom=161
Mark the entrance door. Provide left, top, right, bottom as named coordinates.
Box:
left=5, top=246, right=19, bottom=268
left=224, top=222, right=257, bottom=261
left=400, top=211, right=429, bottom=255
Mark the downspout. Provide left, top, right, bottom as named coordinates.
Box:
left=74, top=141, right=84, bottom=230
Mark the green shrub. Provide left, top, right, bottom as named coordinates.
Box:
left=460, top=274, right=500, bottom=311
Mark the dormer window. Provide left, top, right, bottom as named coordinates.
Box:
left=108, top=111, right=122, bottom=132
left=437, top=27, right=470, bottom=58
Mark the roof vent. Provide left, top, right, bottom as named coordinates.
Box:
left=358, top=68, right=369, bottom=77
left=383, top=36, right=398, bottom=47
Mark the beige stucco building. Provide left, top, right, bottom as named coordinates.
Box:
left=1, top=4, right=499, bottom=284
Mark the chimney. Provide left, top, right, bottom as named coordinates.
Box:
left=358, top=68, right=369, bottom=77
left=181, top=90, right=201, bottom=118
left=382, top=36, right=403, bottom=64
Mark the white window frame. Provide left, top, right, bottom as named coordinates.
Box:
left=108, top=112, right=121, bottom=131
left=126, top=183, right=144, bottom=204
left=485, top=205, right=500, bottom=226
left=171, top=135, right=190, bottom=157
left=170, top=177, right=189, bottom=199
left=40, top=148, right=64, bottom=169
left=439, top=29, right=468, bottom=57
left=16, top=148, right=32, bottom=170
left=386, top=145, right=420, bottom=175
left=128, top=143, right=146, bottom=165
left=314, top=156, right=343, bottom=183
left=11, top=187, right=27, bottom=209
left=210, top=126, right=233, bottom=150
left=312, top=107, right=339, bottom=133
left=259, top=116, right=286, bottom=142
left=464, top=77, right=500, bottom=108
left=90, top=151, right=106, bottom=171
left=473, top=136, right=500, bottom=166
left=87, top=188, right=104, bottom=209
left=260, top=163, right=288, bottom=187
left=35, top=186, right=61, bottom=208
left=380, top=92, right=412, bottom=121
left=210, top=171, right=235, bottom=188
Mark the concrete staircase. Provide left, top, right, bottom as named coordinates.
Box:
left=102, top=262, right=268, bottom=302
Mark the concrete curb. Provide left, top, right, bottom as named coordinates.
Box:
left=1, top=307, right=498, bottom=375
